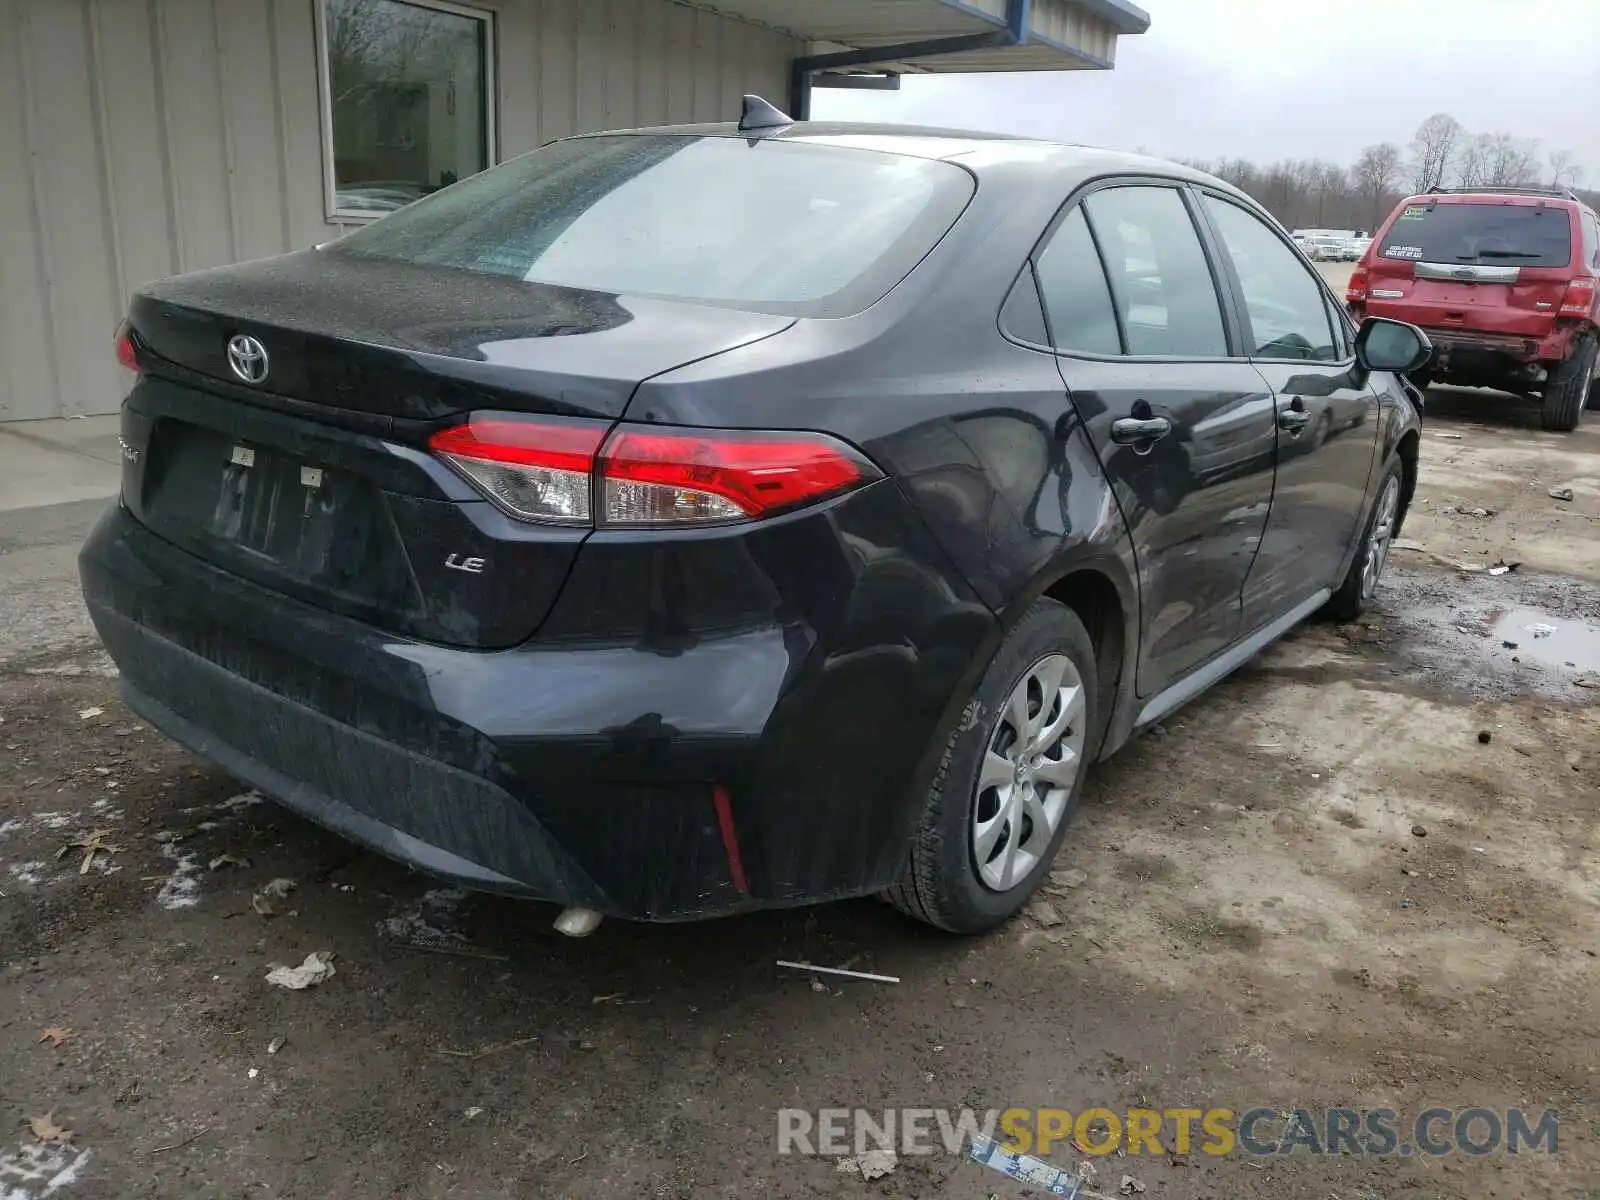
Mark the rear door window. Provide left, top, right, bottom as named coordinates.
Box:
left=1378, top=202, right=1574, bottom=267
left=330, top=135, right=975, bottom=318
left=1081, top=187, right=1229, bottom=358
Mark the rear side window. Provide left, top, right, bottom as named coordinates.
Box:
left=1082, top=187, right=1229, bottom=357
left=1378, top=202, right=1574, bottom=268
left=1034, top=208, right=1122, bottom=356
left=329, top=135, right=975, bottom=318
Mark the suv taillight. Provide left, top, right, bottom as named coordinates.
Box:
left=1559, top=277, right=1597, bottom=318
left=429, top=415, right=881, bottom=527
left=1346, top=266, right=1369, bottom=305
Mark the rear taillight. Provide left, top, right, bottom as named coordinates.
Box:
left=1346, top=266, right=1369, bottom=305
left=428, top=415, right=880, bottom=527
left=600, top=427, right=875, bottom=525
left=429, top=415, right=608, bottom=525
left=114, top=322, right=140, bottom=373
left=1559, top=277, right=1597, bottom=318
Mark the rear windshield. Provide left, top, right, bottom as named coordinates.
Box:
left=328, top=134, right=975, bottom=318
left=1379, top=201, right=1573, bottom=267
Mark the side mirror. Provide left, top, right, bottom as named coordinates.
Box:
left=1356, top=317, right=1432, bottom=375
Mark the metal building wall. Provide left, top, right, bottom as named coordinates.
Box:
left=0, top=0, right=800, bottom=421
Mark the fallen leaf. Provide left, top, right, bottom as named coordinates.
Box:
left=38, top=1026, right=73, bottom=1048
left=78, top=707, right=104, bottom=720
left=56, top=829, right=122, bottom=874
left=26, top=1110, right=73, bottom=1144
left=209, top=853, right=250, bottom=871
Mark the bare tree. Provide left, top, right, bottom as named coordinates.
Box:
left=1480, top=134, right=1543, bottom=187
left=1409, top=113, right=1464, bottom=193
left=1351, top=142, right=1403, bottom=230
left=1548, top=148, right=1585, bottom=190
left=1454, top=134, right=1492, bottom=189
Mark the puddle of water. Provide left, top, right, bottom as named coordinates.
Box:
left=1491, top=608, right=1600, bottom=673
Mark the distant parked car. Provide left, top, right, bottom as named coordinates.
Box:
left=84, top=113, right=1430, bottom=934
left=1308, top=236, right=1345, bottom=262
left=1349, top=186, right=1600, bottom=430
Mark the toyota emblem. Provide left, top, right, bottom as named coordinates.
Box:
left=227, top=334, right=270, bottom=384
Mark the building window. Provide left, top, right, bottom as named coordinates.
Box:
left=317, top=0, right=495, bottom=221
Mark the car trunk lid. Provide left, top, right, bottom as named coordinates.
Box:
left=121, top=250, right=792, bottom=648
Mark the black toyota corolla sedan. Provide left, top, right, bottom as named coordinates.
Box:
left=81, top=107, right=1428, bottom=934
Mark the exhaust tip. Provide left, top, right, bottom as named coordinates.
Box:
left=553, top=906, right=604, bottom=937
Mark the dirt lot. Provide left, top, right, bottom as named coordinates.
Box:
left=2, top=393, right=1597, bottom=1200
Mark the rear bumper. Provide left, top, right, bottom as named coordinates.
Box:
left=80, top=497, right=994, bottom=920
left=1423, top=327, right=1568, bottom=364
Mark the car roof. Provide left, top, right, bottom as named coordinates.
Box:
left=568, top=120, right=1247, bottom=198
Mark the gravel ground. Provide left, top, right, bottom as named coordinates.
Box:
left=1, top=396, right=1597, bottom=1199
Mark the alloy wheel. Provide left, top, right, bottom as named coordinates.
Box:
left=971, top=653, right=1087, bottom=891
left=1361, top=474, right=1401, bottom=600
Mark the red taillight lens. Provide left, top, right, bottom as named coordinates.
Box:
left=600, top=426, right=878, bottom=525
left=428, top=415, right=608, bottom=524
left=1346, top=267, right=1369, bottom=305
left=1559, top=277, right=1596, bottom=318
left=114, top=322, right=140, bottom=373
left=427, top=416, right=880, bottom=527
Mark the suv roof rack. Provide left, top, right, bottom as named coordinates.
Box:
left=1426, top=185, right=1580, bottom=202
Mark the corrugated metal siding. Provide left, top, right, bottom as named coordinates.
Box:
left=0, top=0, right=799, bottom=420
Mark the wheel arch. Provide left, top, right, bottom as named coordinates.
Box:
left=1394, top=426, right=1420, bottom=535
left=996, top=548, right=1139, bottom=763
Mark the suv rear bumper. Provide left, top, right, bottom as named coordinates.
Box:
left=80, top=499, right=995, bottom=920
left=1422, top=326, right=1577, bottom=363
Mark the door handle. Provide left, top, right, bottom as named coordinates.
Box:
left=1278, top=408, right=1312, bottom=431
left=1111, top=416, right=1173, bottom=445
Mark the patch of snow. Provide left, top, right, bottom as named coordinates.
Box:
left=0, top=1142, right=91, bottom=1199
left=155, top=842, right=202, bottom=910
left=7, top=863, right=46, bottom=887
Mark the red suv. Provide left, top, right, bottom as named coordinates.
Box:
left=1348, top=188, right=1600, bottom=430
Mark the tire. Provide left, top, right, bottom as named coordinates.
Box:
left=1325, top=455, right=1404, bottom=622
left=1540, top=333, right=1596, bottom=432
left=884, top=599, right=1098, bottom=934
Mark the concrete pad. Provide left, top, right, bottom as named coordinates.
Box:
left=0, top=417, right=121, bottom=513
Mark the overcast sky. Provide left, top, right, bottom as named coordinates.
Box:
left=815, top=0, right=1600, bottom=184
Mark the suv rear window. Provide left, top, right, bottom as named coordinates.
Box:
left=1379, top=202, right=1574, bottom=268
left=329, top=134, right=975, bottom=318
